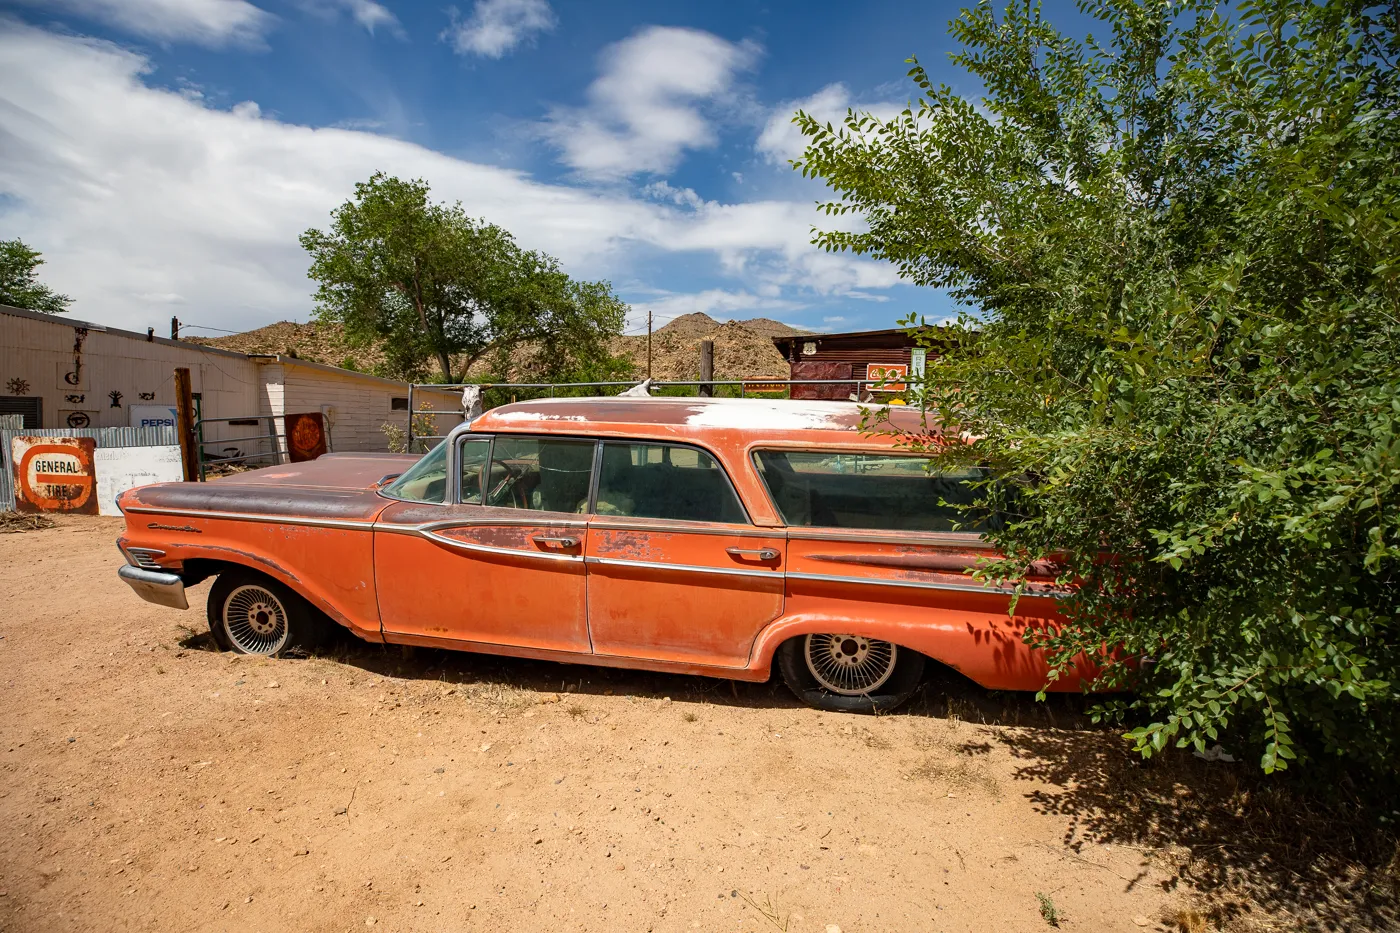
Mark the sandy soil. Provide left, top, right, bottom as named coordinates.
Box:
left=0, top=517, right=1188, bottom=933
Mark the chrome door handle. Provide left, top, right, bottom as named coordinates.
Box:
left=726, top=547, right=779, bottom=561
left=533, top=535, right=580, bottom=548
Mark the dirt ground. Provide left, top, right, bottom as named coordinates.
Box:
left=0, top=518, right=1236, bottom=933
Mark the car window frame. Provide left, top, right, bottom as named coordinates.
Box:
left=593, top=438, right=753, bottom=526
left=450, top=433, right=598, bottom=512
left=747, top=445, right=989, bottom=537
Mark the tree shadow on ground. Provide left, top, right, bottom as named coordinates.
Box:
left=179, top=624, right=1398, bottom=931
left=995, top=727, right=1399, bottom=932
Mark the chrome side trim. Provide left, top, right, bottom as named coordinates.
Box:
left=787, top=529, right=995, bottom=549
left=585, top=556, right=781, bottom=580
left=124, top=506, right=375, bottom=531
left=417, top=516, right=588, bottom=531
left=786, top=570, right=1059, bottom=596
left=588, top=520, right=781, bottom=538
left=420, top=529, right=583, bottom=563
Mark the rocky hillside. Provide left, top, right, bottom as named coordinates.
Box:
left=190, top=312, right=810, bottom=383
left=611, top=312, right=808, bottom=382
left=186, top=321, right=386, bottom=372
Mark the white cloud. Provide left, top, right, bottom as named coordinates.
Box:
left=0, top=22, right=902, bottom=337
left=757, top=82, right=906, bottom=165
left=299, top=0, right=401, bottom=35
left=542, top=26, right=759, bottom=179
left=443, top=0, right=555, bottom=58
left=14, top=0, right=274, bottom=47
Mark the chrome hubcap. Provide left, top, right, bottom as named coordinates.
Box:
left=804, top=634, right=897, bottom=695
left=223, top=584, right=289, bottom=655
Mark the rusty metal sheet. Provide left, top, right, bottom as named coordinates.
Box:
left=11, top=436, right=99, bottom=514
left=789, top=362, right=854, bottom=400
left=284, top=412, right=328, bottom=462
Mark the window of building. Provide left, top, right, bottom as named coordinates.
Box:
left=0, top=397, right=42, bottom=429
left=391, top=397, right=410, bottom=411
left=483, top=436, right=595, bottom=513
left=752, top=450, right=988, bottom=532
left=596, top=442, right=747, bottom=523
left=382, top=440, right=449, bottom=503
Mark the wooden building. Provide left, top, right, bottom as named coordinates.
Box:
left=771, top=327, right=936, bottom=400
left=0, top=303, right=459, bottom=453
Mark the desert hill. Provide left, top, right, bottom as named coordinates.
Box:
left=190, top=312, right=811, bottom=383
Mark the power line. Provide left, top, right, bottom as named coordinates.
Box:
left=180, top=323, right=246, bottom=334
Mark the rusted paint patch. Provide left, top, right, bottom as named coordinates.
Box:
left=594, top=530, right=659, bottom=560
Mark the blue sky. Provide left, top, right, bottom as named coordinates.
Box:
left=0, top=0, right=1064, bottom=338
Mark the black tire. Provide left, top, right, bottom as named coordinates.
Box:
left=206, top=569, right=326, bottom=657
left=777, top=634, right=925, bottom=713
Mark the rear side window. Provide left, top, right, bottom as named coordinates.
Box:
left=752, top=450, right=987, bottom=532
left=383, top=441, right=448, bottom=503
left=484, top=436, right=595, bottom=513
left=597, top=442, right=748, bottom=523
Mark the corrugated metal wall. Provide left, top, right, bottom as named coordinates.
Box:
left=0, top=425, right=176, bottom=511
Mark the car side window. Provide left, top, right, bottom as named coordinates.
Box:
left=752, top=450, right=989, bottom=532
left=382, top=440, right=449, bottom=503
left=456, top=437, right=492, bottom=505
left=483, top=436, right=595, bottom=513
left=597, top=442, right=748, bottom=523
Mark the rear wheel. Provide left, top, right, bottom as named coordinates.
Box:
left=778, top=634, right=924, bottom=713
left=207, top=569, right=324, bottom=656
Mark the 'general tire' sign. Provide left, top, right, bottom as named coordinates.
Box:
left=11, top=436, right=99, bottom=514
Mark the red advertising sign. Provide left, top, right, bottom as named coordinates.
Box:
left=12, top=436, right=99, bottom=514
left=865, top=363, right=909, bottom=392
left=284, top=412, right=328, bottom=463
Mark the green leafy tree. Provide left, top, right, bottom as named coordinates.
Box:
left=0, top=238, right=71, bottom=313
left=796, top=0, right=1400, bottom=774
left=301, top=173, right=631, bottom=383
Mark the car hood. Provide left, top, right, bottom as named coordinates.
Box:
left=120, top=452, right=421, bottom=523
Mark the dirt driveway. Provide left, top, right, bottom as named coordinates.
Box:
left=0, top=517, right=1187, bottom=933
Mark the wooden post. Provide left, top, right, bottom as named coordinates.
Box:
left=699, top=339, right=714, bottom=398
left=173, top=367, right=199, bottom=482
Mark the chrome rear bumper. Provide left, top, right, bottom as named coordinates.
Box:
left=118, top=565, right=189, bottom=611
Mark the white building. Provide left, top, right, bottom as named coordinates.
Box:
left=0, top=303, right=460, bottom=458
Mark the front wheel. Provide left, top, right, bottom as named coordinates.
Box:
left=207, top=570, right=325, bottom=656
left=777, top=634, right=925, bottom=713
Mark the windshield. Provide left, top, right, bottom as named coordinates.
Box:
left=382, top=441, right=449, bottom=503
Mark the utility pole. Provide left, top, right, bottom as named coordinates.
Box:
left=699, top=339, right=714, bottom=398
left=173, top=367, right=199, bottom=482
left=170, top=316, right=180, bottom=340
left=646, top=307, right=653, bottom=380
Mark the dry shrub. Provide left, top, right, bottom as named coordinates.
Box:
left=0, top=512, right=55, bottom=533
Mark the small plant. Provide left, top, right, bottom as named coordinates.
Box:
left=381, top=402, right=438, bottom=453
left=566, top=704, right=586, bottom=718
left=682, top=710, right=698, bottom=723
left=1035, top=892, right=1060, bottom=928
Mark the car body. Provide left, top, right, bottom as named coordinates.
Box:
left=116, top=397, right=1081, bottom=710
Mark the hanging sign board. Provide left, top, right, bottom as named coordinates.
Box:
left=94, top=445, right=184, bottom=516
left=865, top=363, right=909, bottom=393
left=11, top=436, right=99, bottom=514
left=284, top=412, right=328, bottom=462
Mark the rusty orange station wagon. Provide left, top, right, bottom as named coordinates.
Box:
left=116, top=397, right=1073, bottom=713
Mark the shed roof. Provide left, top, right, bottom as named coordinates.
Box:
left=771, top=326, right=930, bottom=358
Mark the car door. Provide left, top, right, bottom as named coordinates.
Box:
left=753, top=448, right=1064, bottom=689
left=374, top=433, right=595, bottom=653
left=584, top=440, right=785, bottom=669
